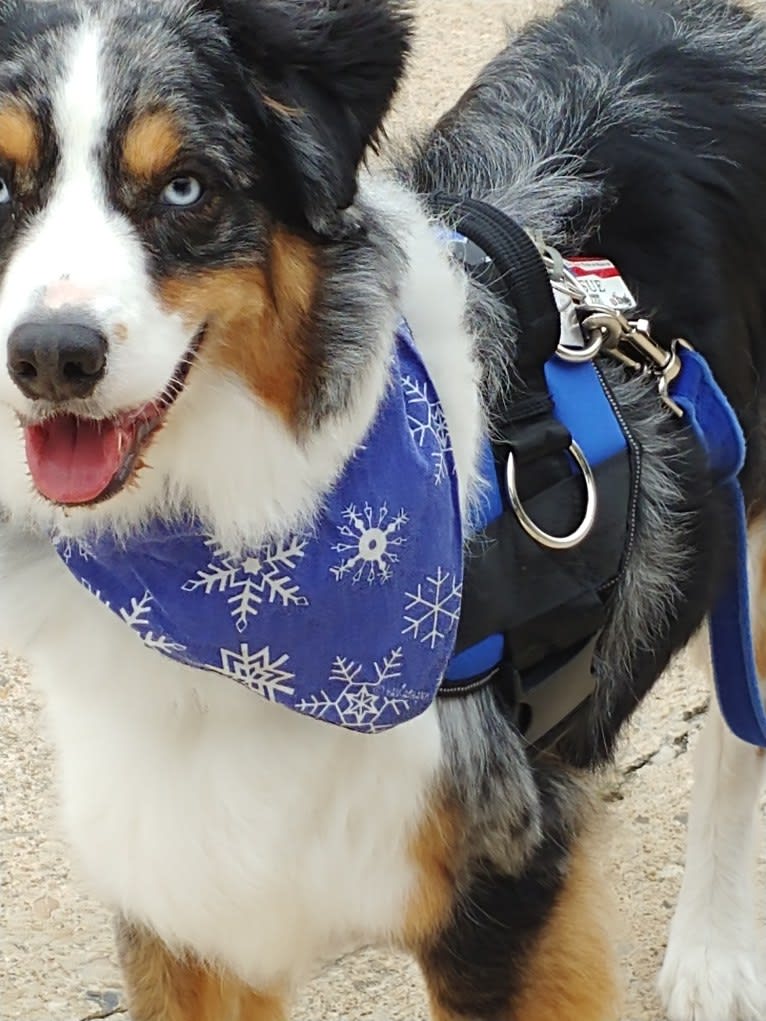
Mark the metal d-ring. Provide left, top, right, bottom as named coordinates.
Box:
left=555, top=332, right=603, bottom=363
left=506, top=440, right=598, bottom=550
left=554, top=302, right=624, bottom=364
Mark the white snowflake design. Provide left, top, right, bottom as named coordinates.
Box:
left=295, top=647, right=418, bottom=732
left=80, top=578, right=110, bottom=608
left=402, top=567, right=463, bottom=650
left=330, top=502, right=408, bottom=584
left=401, top=375, right=454, bottom=485
left=119, top=590, right=188, bottom=655
left=219, top=643, right=295, bottom=700
left=52, top=533, right=93, bottom=564
left=182, top=535, right=309, bottom=632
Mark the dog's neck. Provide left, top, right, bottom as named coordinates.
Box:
left=52, top=324, right=465, bottom=732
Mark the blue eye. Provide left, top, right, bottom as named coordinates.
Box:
left=0, top=177, right=11, bottom=204
left=160, top=176, right=203, bottom=208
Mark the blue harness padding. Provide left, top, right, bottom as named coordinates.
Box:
left=670, top=349, right=766, bottom=746
left=448, top=341, right=766, bottom=751
left=437, top=198, right=762, bottom=742
left=445, top=356, right=628, bottom=682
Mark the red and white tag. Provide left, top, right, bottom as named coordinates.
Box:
left=564, top=257, right=636, bottom=312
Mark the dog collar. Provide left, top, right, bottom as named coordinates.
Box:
left=54, top=323, right=464, bottom=733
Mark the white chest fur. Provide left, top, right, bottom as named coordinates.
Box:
left=0, top=179, right=480, bottom=991
left=0, top=538, right=442, bottom=988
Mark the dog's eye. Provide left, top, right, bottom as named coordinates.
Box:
left=0, top=177, right=11, bottom=205
left=160, top=176, right=203, bottom=208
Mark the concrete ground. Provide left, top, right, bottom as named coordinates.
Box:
left=1, top=1, right=765, bottom=1019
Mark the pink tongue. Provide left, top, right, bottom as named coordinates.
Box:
left=24, top=415, right=134, bottom=505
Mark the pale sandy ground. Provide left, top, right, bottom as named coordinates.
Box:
left=1, top=1, right=765, bottom=1020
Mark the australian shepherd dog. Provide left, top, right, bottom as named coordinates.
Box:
left=2, top=1, right=766, bottom=1019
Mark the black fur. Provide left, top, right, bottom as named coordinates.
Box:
left=419, top=762, right=582, bottom=1020
left=404, top=0, right=766, bottom=1009
left=196, top=0, right=413, bottom=236
left=406, top=0, right=766, bottom=766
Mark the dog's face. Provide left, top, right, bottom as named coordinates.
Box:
left=0, top=0, right=409, bottom=537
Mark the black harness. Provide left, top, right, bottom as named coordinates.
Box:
left=432, top=194, right=638, bottom=743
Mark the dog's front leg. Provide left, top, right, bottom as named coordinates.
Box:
left=116, top=918, right=288, bottom=1021
left=659, top=619, right=766, bottom=1021
left=410, top=835, right=620, bottom=1021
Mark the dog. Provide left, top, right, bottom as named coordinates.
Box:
left=2, top=0, right=766, bottom=1018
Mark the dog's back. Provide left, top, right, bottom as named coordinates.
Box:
left=408, top=0, right=766, bottom=414
left=400, top=0, right=766, bottom=762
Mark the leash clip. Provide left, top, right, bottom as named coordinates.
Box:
left=619, top=319, right=690, bottom=417
left=542, top=243, right=693, bottom=417
left=580, top=311, right=692, bottom=417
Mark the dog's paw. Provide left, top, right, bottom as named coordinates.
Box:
left=658, top=943, right=766, bottom=1021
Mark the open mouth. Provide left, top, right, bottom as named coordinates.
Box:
left=22, top=328, right=205, bottom=507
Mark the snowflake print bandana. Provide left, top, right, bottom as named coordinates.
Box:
left=55, top=324, right=464, bottom=733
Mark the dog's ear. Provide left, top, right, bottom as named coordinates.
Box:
left=199, top=0, right=412, bottom=237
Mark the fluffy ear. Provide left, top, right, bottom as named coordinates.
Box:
left=199, top=0, right=413, bottom=237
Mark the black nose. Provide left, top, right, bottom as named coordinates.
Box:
left=7, top=317, right=108, bottom=401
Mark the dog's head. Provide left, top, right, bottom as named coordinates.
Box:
left=0, top=0, right=410, bottom=539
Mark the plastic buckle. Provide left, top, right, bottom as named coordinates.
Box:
left=509, top=633, right=600, bottom=744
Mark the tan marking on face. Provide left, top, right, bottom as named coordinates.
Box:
left=511, top=836, right=621, bottom=1021
left=401, top=796, right=461, bottom=950
left=123, top=110, right=182, bottom=181
left=117, top=918, right=287, bottom=1021
left=160, top=229, right=318, bottom=424
left=0, top=104, right=39, bottom=171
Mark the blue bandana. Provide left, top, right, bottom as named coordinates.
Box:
left=55, top=324, right=464, bottom=733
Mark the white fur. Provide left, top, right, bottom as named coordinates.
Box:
left=658, top=526, right=766, bottom=1021
left=0, top=24, right=487, bottom=999
left=0, top=24, right=193, bottom=424
left=362, top=179, right=484, bottom=518
left=0, top=244, right=465, bottom=991
left=0, top=532, right=443, bottom=991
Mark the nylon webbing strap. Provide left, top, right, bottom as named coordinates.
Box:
left=434, top=195, right=632, bottom=743
left=429, top=193, right=560, bottom=375
left=671, top=349, right=766, bottom=746
left=429, top=193, right=570, bottom=508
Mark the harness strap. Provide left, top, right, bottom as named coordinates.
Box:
left=429, top=192, right=560, bottom=371
left=433, top=195, right=634, bottom=743
left=433, top=195, right=765, bottom=749
left=429, top=194, right=573, bottom=504
left=670, top=350, right=766, bottom=745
